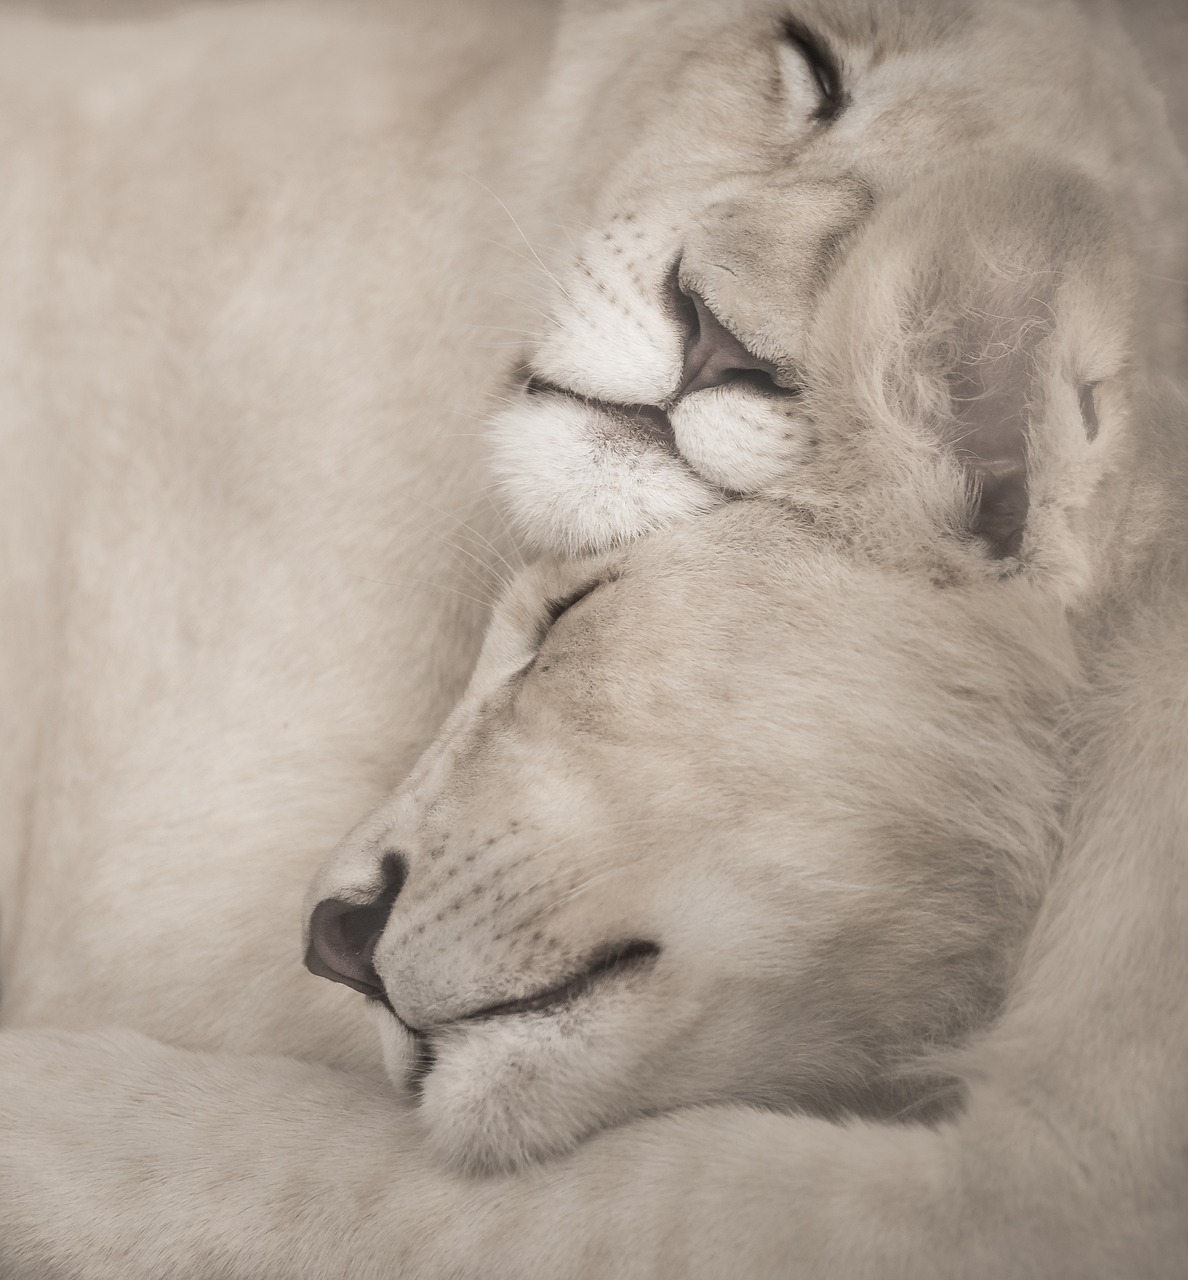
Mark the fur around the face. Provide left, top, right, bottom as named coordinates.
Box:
left=2, top=256, right=1187, bottom=1280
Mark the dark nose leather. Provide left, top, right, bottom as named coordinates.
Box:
left=676, top=284, right=783, bottom=398
left=305, top=852, right=407, bottom=999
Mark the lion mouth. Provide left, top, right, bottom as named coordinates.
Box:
left=388, top=939, right=661, bottom=1091
left=523, top=373, right=676, bottom=446
left=459, top=939, right=662, bottom=1023
left=402, top=940, right=660, bottom=1099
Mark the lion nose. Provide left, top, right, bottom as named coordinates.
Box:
left=304, top=852, right=407, bottom=999
left=676, top=283, right=783, bottom=398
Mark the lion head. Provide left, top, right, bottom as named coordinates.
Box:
left=305, top=498, right=1077, bottom=1174
left=492, top=0, right=1183, bottom=554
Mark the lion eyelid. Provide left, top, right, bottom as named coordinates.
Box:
left=535, top=578, right=604, bottom=648
left=780, top=17, right=847, bottom=123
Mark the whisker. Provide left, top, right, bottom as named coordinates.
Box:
left=354, top=574, right=498, bottom=611
left=464, top=173, right=576, bottom=305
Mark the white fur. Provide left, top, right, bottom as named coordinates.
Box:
left=1, top=1, right=1187, bottom=1277
left=310, top=502, right=1081, bottom=1173
left=299, top=154, right=1143, bottom=1176
left=491, top=393, right=719, bottom=555
left=0, top=0, right=552, bottom=1068
left=672, top=385, right=815, bottom=491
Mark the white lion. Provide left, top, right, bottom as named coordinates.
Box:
left=1, top=0, right=1187, bottom=1277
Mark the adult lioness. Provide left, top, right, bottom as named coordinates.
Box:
left=4, top=149, right=1186, bottom=1276
left=306, top=507, right=1077, bottom=1176
left=1, top=0, right=1183, bottom=1072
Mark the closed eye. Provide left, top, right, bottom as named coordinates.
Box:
left=781, top=17, right=847, bottom=123
left=534, top=578, right=603, bottom=648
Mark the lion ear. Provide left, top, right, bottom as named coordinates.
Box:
left=944, top=309, right=1044, bottom=561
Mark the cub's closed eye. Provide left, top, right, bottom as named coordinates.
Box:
left=781, top=17, right=846, bottom=122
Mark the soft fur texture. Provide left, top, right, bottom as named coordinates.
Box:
left=0, top=0, right=552, bottom=1068
left=1, top=0, right=1187, bottom=1277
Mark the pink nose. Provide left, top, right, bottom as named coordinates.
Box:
left=304, top=853, right=406, bottom=1000
left=676, top=284, right=784, bottom=398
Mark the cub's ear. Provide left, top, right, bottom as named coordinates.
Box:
left=943, top=303, right=1049, bottom=560
left=806, top=156, right=1133, bottom=567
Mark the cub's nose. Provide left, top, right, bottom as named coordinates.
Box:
left=675, top=282, right=784, bottom=398
left=304, top=852, right=407, bottom=999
